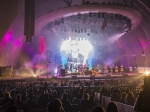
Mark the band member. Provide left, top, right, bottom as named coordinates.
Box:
left=104, top=65, right=108, bottom=74
left=78, top=65, right=80, bottom=73
left=57, top=65, right=60, bottom=76
left=83, top=64, right=86, bottom=71
left=92, top=66, right=96, bottom=75
left=110, top=66, right=113, bottom=74
left=96, top=64, right=100, bottom=73
left=70, top=63, right=72, bottom=73
left=115, top=65, right=119, bottom=74
left=120, top=65, right=124, bottom=74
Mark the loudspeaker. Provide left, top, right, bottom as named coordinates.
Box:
left=1, top=66, right=11, bottom=77
left=60, top=69, right=65, bottom=76
left=24, top=0, right=35, bottom=42
left=72, top=76, right=77, bottom=79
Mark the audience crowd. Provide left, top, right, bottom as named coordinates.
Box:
left=0, top=76, right=146, bottom=112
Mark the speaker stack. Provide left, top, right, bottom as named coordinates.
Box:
left=24, top=0, right=35, bottom=42
left=0, top=66, right=11, bottom=77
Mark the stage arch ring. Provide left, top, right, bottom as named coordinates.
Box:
left=35, top=4, right=142, bottom=36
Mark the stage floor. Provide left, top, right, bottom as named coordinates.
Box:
left=0, top=73, right=140, bottom=82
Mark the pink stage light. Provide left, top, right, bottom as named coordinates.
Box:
left=116, top=39, right=122, bottom=48
left=40, top=36, right=45, bottom=53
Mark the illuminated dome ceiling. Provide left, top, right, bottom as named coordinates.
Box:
left=1, top=0, right=150, bottom=70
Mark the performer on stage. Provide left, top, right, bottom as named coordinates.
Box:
left=57, top=65, right=61, bottom=76
left=104, top=65, right=108, bottom=74
left=96, top=64, right=100, bottom=73
left=120, top=65, right=124, bottom=74
left=115, top=65, right=119, bottom=74
left=92, top=65, right=98, bottom=76
left=78, top=65, right=80, bottom=73
left=110, top=65, right=113, bottom=74
left=68, top=39, right=84, bottom=64
left=92, top=66, right=95, bottom=76
left=70, top=63, right=72, bottom=73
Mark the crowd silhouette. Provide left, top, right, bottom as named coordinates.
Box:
left=0, top=75, right=148, bottom=112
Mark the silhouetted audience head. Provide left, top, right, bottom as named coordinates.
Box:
left=92, top=106, right=105, bottom=112
left=16, top=94, right=21, bottom=100
left=107, top=101, right=119, bottom=112
left=83, top=93, right=89, bottom=100
left=44, top=93, right=49, bottom=100
left=29, top=93, right=34, bottom=99
left=47, top=98, right=64, bottom=112
left=89, top=95, right=94, bottom=101
left=125, top=88, right=130, bottom=94
left=120, top=92, right=127, bottom=103
left=79, top=89, right=84, bottom=94
left=5, top=92, right=11, bottom=99
left=7, top=105, right=18, bottom=112
left=61, top=92, right=68, bottom=100
left=9, top=100, right=16, bottom=106
left=127, top=92, right=134, bottom=99
left=121, top=92, right=127, bottom=98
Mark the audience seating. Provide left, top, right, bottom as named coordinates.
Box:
left=116, top=102, right=124, bottom=112
left=116, top=102, right=134, bottom=112
left=101, top=96, right=134, bottom=112
left=102, top=96, right=111, bottom=107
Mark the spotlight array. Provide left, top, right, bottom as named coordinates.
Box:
left=45, top=13, right=132, bottom=35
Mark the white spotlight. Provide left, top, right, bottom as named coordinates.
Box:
left=55, top=68, right=57, bottom=74
left=145, top=71, right=150, bottom=76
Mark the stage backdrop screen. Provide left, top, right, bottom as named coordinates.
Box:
left=61, top=37, right=92, bottom=68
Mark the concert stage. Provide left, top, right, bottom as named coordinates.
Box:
left=0, top=73, right=141, bottom=83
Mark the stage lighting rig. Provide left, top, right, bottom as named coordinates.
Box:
left=61, top=18, right=64, bottom=23
left=102, top=13, right=105, bottom=18
left=89, top=13, right=92, bottom=17
left=78, top=29, right=80, bottom=33
left=98, top=13, right=101, bottom=18
left=84, top=29, right=87, bottom=33
left=78, top=14, right=81, bottom=19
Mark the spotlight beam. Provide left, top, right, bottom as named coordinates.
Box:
left=101, top=17, right=108, bottom=30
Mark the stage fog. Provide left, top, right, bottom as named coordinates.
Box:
left=16, top=21, right=123, bottom=76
